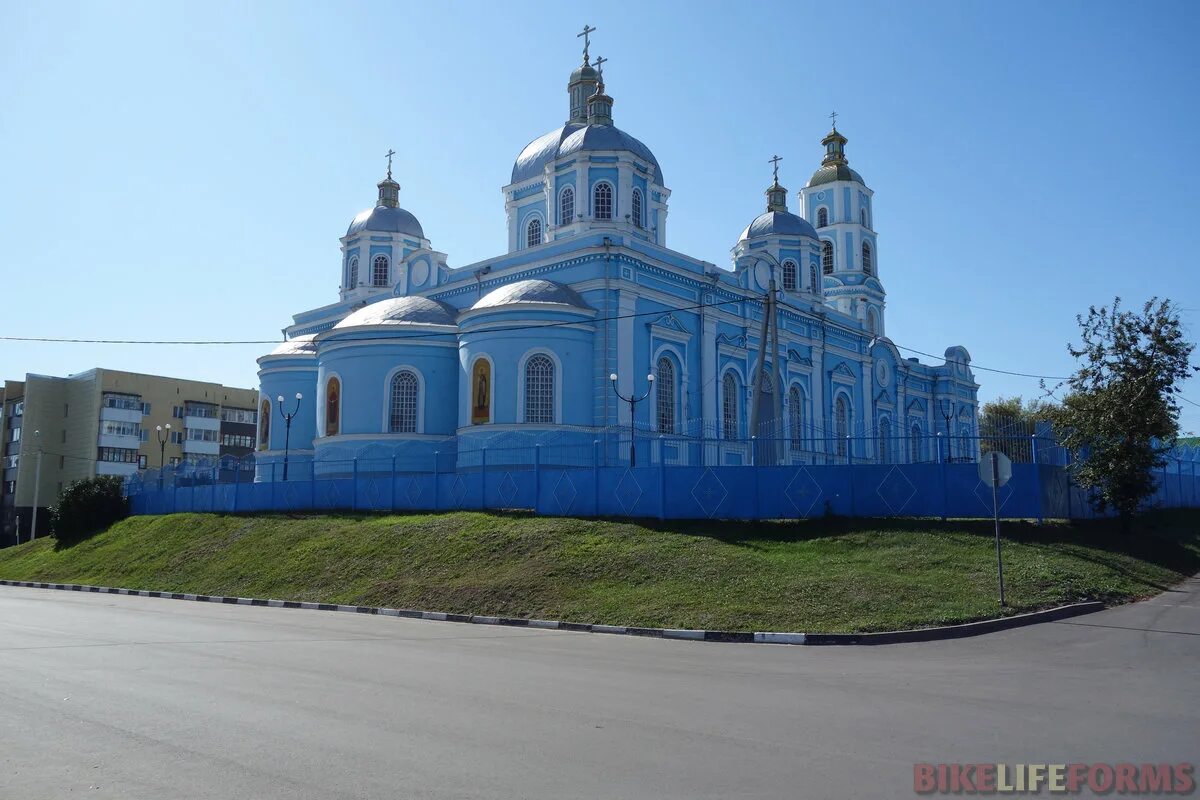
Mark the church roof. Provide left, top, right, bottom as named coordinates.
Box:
left=739, top=210, right=818, bottom=241
left=334, top=296, right=458, bottom=329
left=346, top=205, right=425, bottom=239
left=266, top=336, right=317, bottom=357
left=807, top=163, right=866, bottom=188
left=472, top=279, right=591, bottom=311
left=511, top=123, right=664, bottom=185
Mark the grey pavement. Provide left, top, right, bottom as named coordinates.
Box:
left=0, top=579, right=1197, bottom=799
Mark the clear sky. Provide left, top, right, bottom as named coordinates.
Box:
left=2, top=0, right=1197, bottom=432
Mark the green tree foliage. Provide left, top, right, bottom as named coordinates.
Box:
left=1051, top=298, right=1198, bottom=526
left=50, top=475, right=130, bottom=544
left=978, top=396, right=1056, bottom=462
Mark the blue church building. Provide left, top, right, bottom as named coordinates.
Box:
left=255, top=36, right=979, bottom=479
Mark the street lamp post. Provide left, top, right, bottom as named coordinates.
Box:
left=30, top=429, right=42, bottom=541
left=277, top=392, right=302, bottom=481
left=609, top=373, right=654, bottom=468
left=155, top=424, right=172, bottom=488
left=939, top=398, right=954, bottom=462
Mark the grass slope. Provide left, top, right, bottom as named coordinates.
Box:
left=1, top=511, right=1197, bottom=633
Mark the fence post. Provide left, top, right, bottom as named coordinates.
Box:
left=433, top=451, right=440, bottom=512
left=352, top=458, right=358, bottom=512
left=937, top=432, right=947, bottom=521
left=480, top=447, right=488, bottom=510
left=658, top=435, right=666, bottom=520
left=593, top=440, right=601, bottom=517
left=1031, top=435, right=1043, bottom=525
left=534, top=445, right=541, bottom=513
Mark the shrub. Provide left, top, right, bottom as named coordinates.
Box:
left=50, top=476, right=130, bottom=544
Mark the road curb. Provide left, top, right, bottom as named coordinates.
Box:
left=0, top=580, right=1105, bottom=646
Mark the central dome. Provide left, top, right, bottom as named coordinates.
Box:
left=334, top=296, right=457, bottom=329
left=472, top=279, right=591, bottom=311
left=346, top=205, right=424, bottom=239
left=739, top=210, right=818, bottom=241
left=511, top=123, right=664, bottom=186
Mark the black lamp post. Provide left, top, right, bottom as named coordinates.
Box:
left=610, top=372, right=654, bottom=467
left=939, top=398, right=954, bottom=462
left=155, top=423, right=171, bottom=488
left=277, top=392, right=302, bottom=481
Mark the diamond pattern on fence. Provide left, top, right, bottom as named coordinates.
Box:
left=364, top=478, right=383, bottom=510
left=451, top=475, right=468, bottom=508
left=974, top=480, right=1014, bottom=515
left=405, top=477, right=423, bottom=506
left=785, top=468, right=823, bottom=517
left=615, top=470, right=643, bottom=514
left=690, top=468, right=728, bottom=518
left=876, top=465, right=917, bottom=515
left=1043, top=472, right=1068, bottom=517
left=498, top=472, right=519, bottom=506
left=553, top=472, right=578, bottom=514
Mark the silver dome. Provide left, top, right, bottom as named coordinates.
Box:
left=511, top=123, right=664, bottom=185
left=472, top=279, right=591, bottom=311
left=334, top=296, right=458, bottom=329
left=266, top=335, right=317, bottom=357
left=739, top=211, right=818, bottom=241
left=346, top=205, right=425, bottom=239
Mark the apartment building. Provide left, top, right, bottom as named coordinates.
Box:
left=1, top=369, right=257, bottom=545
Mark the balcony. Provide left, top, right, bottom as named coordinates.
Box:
left=98, top=432, right=141, bottom=449
left=182, top=439, right=220, bottom=456
left=184, top=415, right=220, bottom=432
left=96, top=461, right=138, bottom=477
left=100, top=406, right=143, bottom=424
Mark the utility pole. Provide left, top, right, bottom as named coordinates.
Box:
left=748, top=280, right=780, bottom=464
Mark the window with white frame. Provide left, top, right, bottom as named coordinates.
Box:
left=809, top=264, right=818, bottom=294
left=524, top=355, right=554, bottom=424
left=862, top=242, right=873, bottom=275
left=782, top=260, right=797, bottom=291
left=388, top=371, right=418, bottom=433
left=789, top=386, right=803, bottom=453
left=867, top=308, right=878, bottom=336
left=526, top=217, right=542, bottom=248
left=631, top=188, right=643, bottom=228
left=835, top=395, right=849, bottom=457
left=721, top=372, right=738, bottom=440
left=347, top=255, right=359, bottom=288
left=559, top=186, right=574, bottom=224
left=822, top=240, right=834, bottom=274
left=878, top=417, right=891, bottom=463
left=910, top=423, right=922, bottom=463
left=817, top=207, right=829, bottom=227
left=593, top=182, right=613, bottom=220
left=372, top=255, right=389, bottom=287
left=655, top=356, right=675, bottom=433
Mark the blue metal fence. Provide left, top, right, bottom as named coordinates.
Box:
left=127, top=435, right=1200, bottom=521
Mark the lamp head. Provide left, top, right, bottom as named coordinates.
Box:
left=646, top=374, right=654, bottom=382
left=295, top=392, right=303, bottom=400
left=165, top=423, right=171, bottom=430
left=156, top=425, right=162, bottom=432
left=609, top=373, right=617, bottom=382
left=276, top=395, right=284, bottom=404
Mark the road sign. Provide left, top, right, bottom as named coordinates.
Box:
left=978, top=451, right=1012, bottom=487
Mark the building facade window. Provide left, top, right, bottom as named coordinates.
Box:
left=101, top=420, right=141, bottom=438
left=593, top=182, right=613, bottom=220
left=388, top=371, right=418, bottom=433
left=102, top=393, right=142, bottom=410
left=186, top=428, right=219, bottom=442
left=220, top=407, right=258, bottom=425
left=862, top=242, right=873, bottom=274
left=348, top=255, right=359, bottom=288
left=98, top=447, right=139, bottom=463
left=782, top=260, right=797, bottom=291
left=822, top=241, right=834, bottom=274
left=789, top=386, right=803, bottom=453
left=722, top=372, right=738, bottom=440
left=810, top=264, right=818, bottom=294
left=910, top=423, right=922, bottom=463
left=559, top=186, right=575, bottom=224
left=835, top=395, right=849, bottom=457
left=631, top=188, right=643, bottom=228
left=867, top=308, right=878, bottom=336
left=878, top=417, right=891, bottom=463
left=325, top=377, right=341, bottom=437
left=655, top=356, right=675, bottom=433
left=221, top=433, right=254, bottom=448
left=372, top=255, right=389, bottom=287
left=526, top=217, right=542, bottom=247
left=861, top=207, right=869, bottom=227
left=259, top=399, right=270, bottom=448
left=817, top=207, right=829, bottom=228
left=524, top=355, right=555, bottom=424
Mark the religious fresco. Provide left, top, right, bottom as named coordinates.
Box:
left=471, top=359, right=491, bottom=424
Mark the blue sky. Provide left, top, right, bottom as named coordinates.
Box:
left=2, top=0, right=1197, bottom=432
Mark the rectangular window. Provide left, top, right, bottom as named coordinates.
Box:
left=138, top=455, right=147, bottom=469
left=171, top=431, right=184, bottom=445
left=101, top=420, right=142, bottom=438
left=184, top=402, right=218, bottom=418
left=172, top=406, right=183, bottom=419
left=2, top=455, right=18, bottom=469
left=10, top=428, right=18, bottom=443
left=97, top=447, right=139, bottom=463
left=101, top=393, right=142, bottom=411
left=220, top=407, right=258, bottom=424
left=186, top=428, right=219, bottom=442
left=12, top=402, right=22, bottom=417
left=142, top=402, right=151, bottom=415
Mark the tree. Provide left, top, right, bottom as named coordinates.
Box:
left=49, top=475, right=129, bottom=544
left=1050, top=297, right=1198, bottom=528
left=978, top=396, right=1056, bottom=462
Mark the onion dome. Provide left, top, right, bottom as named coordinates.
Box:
left=739, top=178, right=817, bottom=240
left=807, top=126, right=866, bottom=188
left=471, top=279, right=591, bottom=311
left=346, top=164, right=425, bottom=238
left=333, top=296, right=458, bottom=329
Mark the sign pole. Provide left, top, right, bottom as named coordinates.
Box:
left=991, top=451, right=1006, bottom=607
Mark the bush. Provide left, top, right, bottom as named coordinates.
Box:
left=50, top=476, right=130, bottom=544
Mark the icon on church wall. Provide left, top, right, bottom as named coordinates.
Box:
left=325, top=377, right=340, bottom=437
left=259, top=398, right=271, bottom=449
left=471, top=359, right=491, bottom=424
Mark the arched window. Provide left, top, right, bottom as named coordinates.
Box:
left=782, top=260, right=797, bottom=291
left=789, top=386, right=803, bottom=453
left=526, top=217, right=542, bottom=248
left=372, top=255, right=389, bottom=287
left=835, top=395, right=849, bottom=457
left=347, top=256, right=359, bottom=288
left=593, top=182, right=613, bottom=220
left=878, top=417, right=891, bottom=464
left=631, top=188, right=644, bottom=228
left=809, top=264, right=818, bottom=294
left=655, top=356, right=675, bottom=433
left=324, top=377, right=340, bottom=437
left=524, top=354, right=554, bottom=424
left=817, top=207, right=829, bottom=228
left=862, top=242, right=873, bottom=275
left=721, top=372, right=738, bottom=440
left=867, top=308, right=878, bottom=336
left=822, top=240, right=835, bottom=274
left=559, top=186, right=574, bottom=225
left=258, top=398, right=270, bottom=448
left=910, top=423, right=922, bottom=463
left=388, top=371, right=418, bottom=433
left=860, top=208, right=868, bottom=228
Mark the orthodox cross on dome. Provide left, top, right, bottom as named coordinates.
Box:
left=593, top=55, right=607, bottom=79
left=384, top=148, right=395, bottom=180
left=769, top=154, right=782, bottom=184
left=577, top=24, right=596, bottom=64
left=829, top=110, right=838, bottom=130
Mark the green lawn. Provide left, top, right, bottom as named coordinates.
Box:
left=1, top=511, right=1197, bottom=633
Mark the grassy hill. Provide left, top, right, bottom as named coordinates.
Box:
left=0, top=511, right=1197, bottom=633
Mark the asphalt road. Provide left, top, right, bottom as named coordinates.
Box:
left=1, top=580, right=1197, bottom=800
